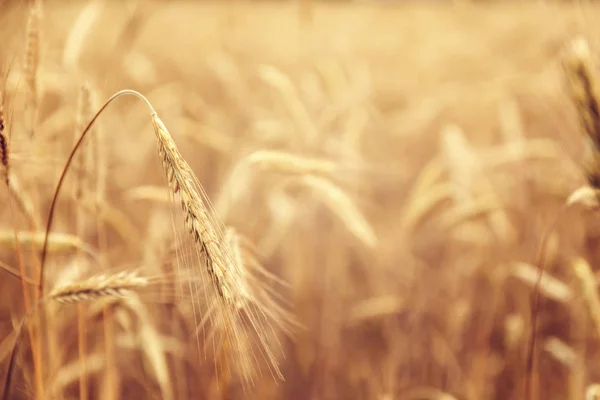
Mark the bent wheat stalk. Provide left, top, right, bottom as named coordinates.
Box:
left=39, top=89, right=154, bottom=297
left=40, top=89, right=293, bottom=386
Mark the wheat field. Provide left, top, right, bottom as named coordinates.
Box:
left=2, top=1, right=600, bottom=399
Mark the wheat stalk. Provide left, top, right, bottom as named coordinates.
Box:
left=73, top=84, right=94, bottom=201
left=573, top=257, right=600, bottom=338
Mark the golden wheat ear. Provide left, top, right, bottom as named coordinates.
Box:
left=151, top=112, right=297, bottom=386
left=48, top=271, right=151, bottom=304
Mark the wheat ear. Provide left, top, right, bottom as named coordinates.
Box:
left=152, top=113, right=250, bottom=307
left=245, top=150, right=337, bottom=176
left=48, top=271, right=150, bottom=304
left=24, top=0, right=42, bottom=138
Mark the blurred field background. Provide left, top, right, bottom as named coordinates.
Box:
left=2, top=1, right=600, bottom=399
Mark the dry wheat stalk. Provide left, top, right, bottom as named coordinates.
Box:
left=48, top=271, right=149, bottom=304
left=573, top=257, right=600, bottom=338
left=73, top=84, right=94, bottom=201
left=88, top=87, right=107, bottom=205
left=73, top=82, right=96, bottom=400
left=121, top=295, right=174, bottom=400
left=7, top=173, right=42, bottom=231
left=49, top=353, right=105, bottom=396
